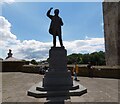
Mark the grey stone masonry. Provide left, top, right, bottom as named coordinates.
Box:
left=103, top=2, right=120, bottom=66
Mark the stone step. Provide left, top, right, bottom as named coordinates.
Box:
left=28, top=88, right=87, bottom=98
left=36, top=82, right=79, bottom=91
left=27, top=81, right=87, bottom=98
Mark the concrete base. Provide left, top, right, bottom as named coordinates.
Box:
left=27, top=81, right=87, bottom=98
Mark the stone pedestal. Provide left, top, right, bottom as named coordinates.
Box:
left=43, top=47, right=73, bottom=89
left=27, top=47, right=87, bottom=98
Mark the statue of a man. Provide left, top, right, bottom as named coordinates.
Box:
left=47, top=7, right=64, bottom=48
left=6, top=49, right=13, bottom=59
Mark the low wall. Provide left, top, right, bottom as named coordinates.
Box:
left=21, top=64, right=49, bottom=73
left=22, top=64, right=120, bottom=79
left=2, top=62, right=120, bottom=79
left=92, top=67, right=120, bottom=79
left=68, top=65, right=120, bottom=79
left=2, top=61, right=25, bottom=72
left=21, top=65, right=41, bottom=73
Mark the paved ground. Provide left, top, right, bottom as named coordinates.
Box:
left=1, top=72, right=119, bottom=103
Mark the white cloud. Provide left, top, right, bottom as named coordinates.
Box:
left=101, top=22, right=104, bottom=32
left=101, top=22, right=104, bottom=27
left=64, top=38, right=104, bottom=54
left=0, top=16, right=105, bottom=61
left=0, top=16, right=17, bottom=40
left=0, top=0, right=15, bottom=4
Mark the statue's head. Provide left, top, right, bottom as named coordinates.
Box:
left=54, top=9, right=59, bottom=16
left=9, top=49, right=12, bottom=53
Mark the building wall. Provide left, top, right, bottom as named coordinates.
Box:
left=103, top=2, right=120, bottom=66
left=2, top=61, right=25, bottom=72
left=118, top=2, right=120, bottom=65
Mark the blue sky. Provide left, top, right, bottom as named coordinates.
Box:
left=0, top=2, right=105, bottom=60
left=2, top=2, right=104, bottom=41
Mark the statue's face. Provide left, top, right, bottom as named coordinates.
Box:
left=54, top=9, right=59, bottom=15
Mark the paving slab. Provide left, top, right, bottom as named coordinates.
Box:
left=1, top=72, right=119, bottom=103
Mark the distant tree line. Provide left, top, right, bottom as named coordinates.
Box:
left=30, top=60, right=48, bottom=65
left=24, top=51, right=106, bottom=66
left=67, top=51, right=106, bottom=65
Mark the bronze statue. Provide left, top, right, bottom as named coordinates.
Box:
left=47, top=7, right=64, bottom=47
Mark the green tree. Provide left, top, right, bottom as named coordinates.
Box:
left=82, top=53, right=90, bottom=64
left=67, top=53, right=79, bottom=64
left=31, top=59, right=38, bottom=65
left=67, top=51, right=106, bottom=65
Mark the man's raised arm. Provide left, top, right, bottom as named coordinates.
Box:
left=46, top=7, right=53, bottom=19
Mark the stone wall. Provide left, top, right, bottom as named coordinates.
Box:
left=22, top=65, right=41, bottom=73
left=68, top=65, right=120, bottom=79
left=118, top=2, right=120, bottom=65
left=2, top=63, right=119, bottom=78
left=103, top=2, right=120, bottom=66
left=2, top=61, right=25, bottom=72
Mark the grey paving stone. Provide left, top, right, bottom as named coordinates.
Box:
left=1, top=72, right=119, bottom=103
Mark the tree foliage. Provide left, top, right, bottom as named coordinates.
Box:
left=67, top=51, right=106, bottom=65
left=31, top=59, right=38, bottom=65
